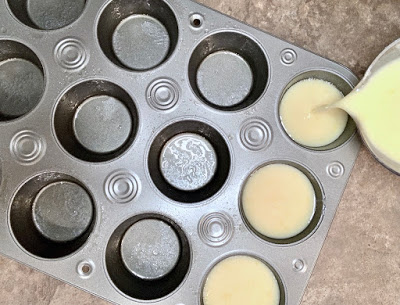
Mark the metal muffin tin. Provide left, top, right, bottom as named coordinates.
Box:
left=0, top=0, right=360, bottom=304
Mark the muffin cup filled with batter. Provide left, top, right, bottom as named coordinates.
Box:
left=279, top=70, right=357, bottom=151
left=240, top=161, right=324, bottom=244
left=202, top=255, right=285, bottom=305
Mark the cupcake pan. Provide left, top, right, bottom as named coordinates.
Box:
left=0, top=0, right=360, bottom=304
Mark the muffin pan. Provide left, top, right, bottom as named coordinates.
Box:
left=0, top=0, right=360, bottom=304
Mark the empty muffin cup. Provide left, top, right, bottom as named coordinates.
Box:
left=160, top=133, right=218, bottom=192
left=54, top=80, right=138, bottom=162
left=106, top=214, right=190, bottom=300
left=196, top=51, right=254, bottom=108
left=279, top=70, right=357, bottom=151
left=148, top=121, right=230, bottom=203
left=0, top=40, right=44, bottom=121
left=72, top=95, right=132, bottom=154
left=189, top=32, right=268, bottom=111
left=120, top=219, right=180, bottom=280
left=240, top=161, right=324, bottom=244
left=201, top=255, right=285, bottom=305
left=112, top=15, right=170, bottom=71
left=10, top=173, right=95, bottom=259
left=98, top=0, right=178, bottom=71
left=32, top=181, right=93, bottom=243
left=7, top=0, right=86, bottom=30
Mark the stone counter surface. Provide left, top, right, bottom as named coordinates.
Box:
left=1, top=0, right=400, bottom=304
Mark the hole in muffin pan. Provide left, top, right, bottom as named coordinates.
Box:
left=240, top=160, right=324, bottom=245
left=191, top=18, right=201, bottom=27
left=98, top=0, right=179, bottom=71
left=106, top=214, right=190, bottom=300
left=189, top=14, right=204, bottom=29
left=77, top=260, right=94, bottom=278
left=189, top=32, right=269, bottom=111
left=0, top=40, right=45, bottom=122
left=200, top=254, right=286, bottom=305
left=9, top=172, right=96, bottom=259
left=54, top=80, right=138, bottom=163
left=81, top=264, right=91, bottom=274
left=279, top=70, right=357, bottom=151
left=148, top=120, right=231, bottom=203
left=6, top=0, right=86, bottom=30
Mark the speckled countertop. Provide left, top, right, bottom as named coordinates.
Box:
left=1, top=0, right=400, bottom=304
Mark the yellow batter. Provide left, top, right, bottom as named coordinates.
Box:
left=203, top=255, right=280, bottom=305
left=332, top=59, right=400, bottom=170
left=280, top=79, right=348, bottom=147
left=242, top=164, right=316, bottom=239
